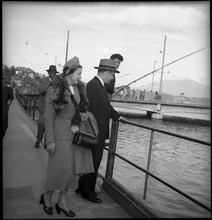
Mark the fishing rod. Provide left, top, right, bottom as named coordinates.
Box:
left=126, top=46, right=210, bottom=87
left=117, top=73, right=131, bottom=78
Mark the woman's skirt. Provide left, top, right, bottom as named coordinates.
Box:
left=44, top=140, right=94, bottom=191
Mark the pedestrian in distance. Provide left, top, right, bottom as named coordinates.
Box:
left=40, top=56, right=94, bottom=217
left=142, top=89, right=146, bottom=101
left=2, top=75, right=14, bottom=138
left=131, top=89, right=136, bottom=100
left=139, top=90, right=143, bottom=101
left=75, top=58, right=127, bottom=203
left=105, top=53, right=128, bottom=101
left=35, top=65, right=58, bottom=148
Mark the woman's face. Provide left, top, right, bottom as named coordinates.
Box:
left=68, top=67, right=82, bottom=84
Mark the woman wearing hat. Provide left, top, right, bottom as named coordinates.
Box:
left=40, top=57, right=94, bottom=217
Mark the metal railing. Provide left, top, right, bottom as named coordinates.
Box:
left=15, top=88, right=39, bottom=120
left=104, top=119, right=211, bottom=214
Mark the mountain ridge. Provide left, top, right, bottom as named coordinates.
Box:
left=134, top=78, right=210, bottom=98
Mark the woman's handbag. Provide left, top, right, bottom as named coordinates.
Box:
left=73, top=111, right=99, bottom=150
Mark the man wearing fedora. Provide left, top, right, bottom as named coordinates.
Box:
left=35, top=65, right=58, bottom=148
left=76, top=59, right=126, bottom=203
left=105, top=53, right=129, bottom=101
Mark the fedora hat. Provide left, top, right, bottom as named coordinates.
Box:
left=63, top=56, right=82, bottom=76
left=46, top=65, right=59, bottom=73
left=94, top=59, right=120, bottom=73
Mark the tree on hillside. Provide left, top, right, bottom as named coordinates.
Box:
left=10, top=65, right=16, bottom=76
left=3, top=65, right=10, bottom=77
left=34, top=74, right=42, bottom=83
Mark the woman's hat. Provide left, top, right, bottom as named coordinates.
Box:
left=46, top=65, right=59, bottom=73
left=94, top=59, right=120, bottom=73
left=63, top=56, right=82, bottom=76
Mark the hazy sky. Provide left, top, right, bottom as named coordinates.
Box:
left=2, top=1, right=210, bottom=89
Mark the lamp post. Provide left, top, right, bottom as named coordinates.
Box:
left=152, top=36, right=166, bottom=120
left=65, top=30, right=70, bottom=63
left=151, top=60, right=157, bottom=92
left=158, top=35, right=167, bottom=95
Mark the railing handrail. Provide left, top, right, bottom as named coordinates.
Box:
left=15, top=88, right=39, bottom=120
left=120, top=119, right=210, bottom=146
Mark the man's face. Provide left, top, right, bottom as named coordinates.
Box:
left=105, top=70, right=115, bottom=84
left=113, top=58, right=121, bottom=69
left=48, top=71, right=56, bottom=79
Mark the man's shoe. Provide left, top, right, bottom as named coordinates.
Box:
left=79, top=189, right=97, bottom=197
left=35, top=141, right=40, bottom=148
left=87, top=196, right=102, bottom=203
left=86, top=189, right=97, bottom=198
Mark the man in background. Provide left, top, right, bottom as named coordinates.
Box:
left=2, top=74, right=14, bottom=138
left=104, top=54, right=129, bottom=147
left=35, top=65, right=58, bottom=148
left=105, top=53, right=129, bottom=101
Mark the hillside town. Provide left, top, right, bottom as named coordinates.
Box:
left=2, top=64, right=209, bottom=106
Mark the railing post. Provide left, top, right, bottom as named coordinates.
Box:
left=26, top=97, right=29, bottom=113
left=32, top=99, right=35, bottom=120
left=143, top=130, right=154, bottom=200
left=28, top=99, right=31, bottom=116
left=21, top=94, right=24, bottom=107
left=105, top=120, right=120, bottom=180
left=24, top=97, right=27, bottom=111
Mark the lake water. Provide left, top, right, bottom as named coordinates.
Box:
left=98, top=118, right=211, bottom=218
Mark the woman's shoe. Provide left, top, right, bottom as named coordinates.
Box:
left=55, top=203, right=76, bottom=217
left=39, top=194, right=53, bottom=215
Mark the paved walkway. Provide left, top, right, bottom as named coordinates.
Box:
left=3, top=97, right=131, bottom=219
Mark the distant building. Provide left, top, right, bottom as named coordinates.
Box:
left=28, top=72, right=35, bottom=79
left=22, top=75, right=33, bottom=86
left=10, top=75, right=22, bottom=87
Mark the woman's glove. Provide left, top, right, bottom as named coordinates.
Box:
left=46, top=143, right=56, bottom=156
left=71, top=124, right=80, bottom=134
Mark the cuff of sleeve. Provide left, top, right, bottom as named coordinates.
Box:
left=118, top=116, right=122, bottom=121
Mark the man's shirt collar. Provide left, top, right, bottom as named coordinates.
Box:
left=96, top=75, right=104, bottom=86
